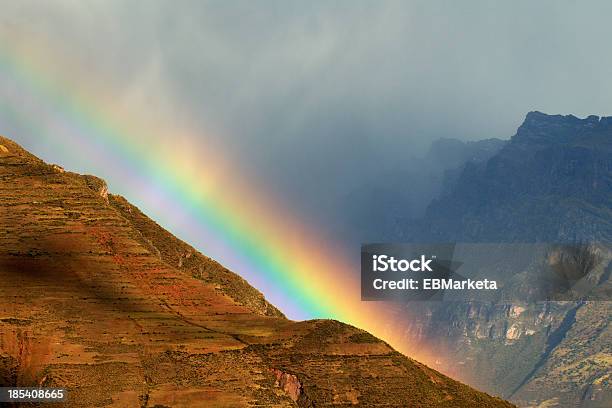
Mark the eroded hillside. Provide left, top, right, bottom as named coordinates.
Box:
left=0, top=136, right=514, bottom=407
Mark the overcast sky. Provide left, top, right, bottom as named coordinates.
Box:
left=2, top=0, right=612, bottom=244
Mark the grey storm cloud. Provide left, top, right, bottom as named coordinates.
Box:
left=2, top=0, right=612, bottom=243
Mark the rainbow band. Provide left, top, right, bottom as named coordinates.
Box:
left=0, top=34, right=426, bottom=362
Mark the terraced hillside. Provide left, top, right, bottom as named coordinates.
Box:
left=0, top=136, right=514, bottom=407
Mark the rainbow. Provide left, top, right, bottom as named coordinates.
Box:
left=0, top=33, right=422, bottom=359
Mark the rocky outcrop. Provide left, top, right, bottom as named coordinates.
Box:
left=271, top=369, right=303, bottom=401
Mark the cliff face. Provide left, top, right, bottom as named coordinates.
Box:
left=413, top=111, right=612, bottom=243
left=0, top=136, right=514, bottom=407
left=399, top=113, right=612, bottom=407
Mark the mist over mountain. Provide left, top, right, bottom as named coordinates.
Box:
left=406, top=111, right=612, bottom=243
left=1, top=3, right=611, bottom=407
left=3, top=1, right=612, bottom=272
left=337, top=137, right=506, bottom=245
left=395, top=112, right=612, bottom=408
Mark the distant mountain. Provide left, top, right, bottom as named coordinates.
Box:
left=0, top=135, right=514, bottom=407
left=412, top=111, right=612, bottom=243
left=427, top=137, right=507, bottom=172
left=340, top=136, right=505, bottom=244
left=399, top=112, right=612, bottom=408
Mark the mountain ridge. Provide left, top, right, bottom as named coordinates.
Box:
left=409, top=111, right=612, bottom=243
left=396, top=112, right=611, bottom=408
left=0, top=135, right=514, bottom=407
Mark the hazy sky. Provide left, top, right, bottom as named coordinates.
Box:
left=2, top=0, right=612, bottom=247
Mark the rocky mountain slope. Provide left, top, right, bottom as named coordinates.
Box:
left=0, top=135, right=514, bottom=407
left=399, top=112, right=611, bottom=407
left=414, top=111, right=612, bottom=243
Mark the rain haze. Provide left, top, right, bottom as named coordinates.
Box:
left=1, top=0, right=612, bottom=306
